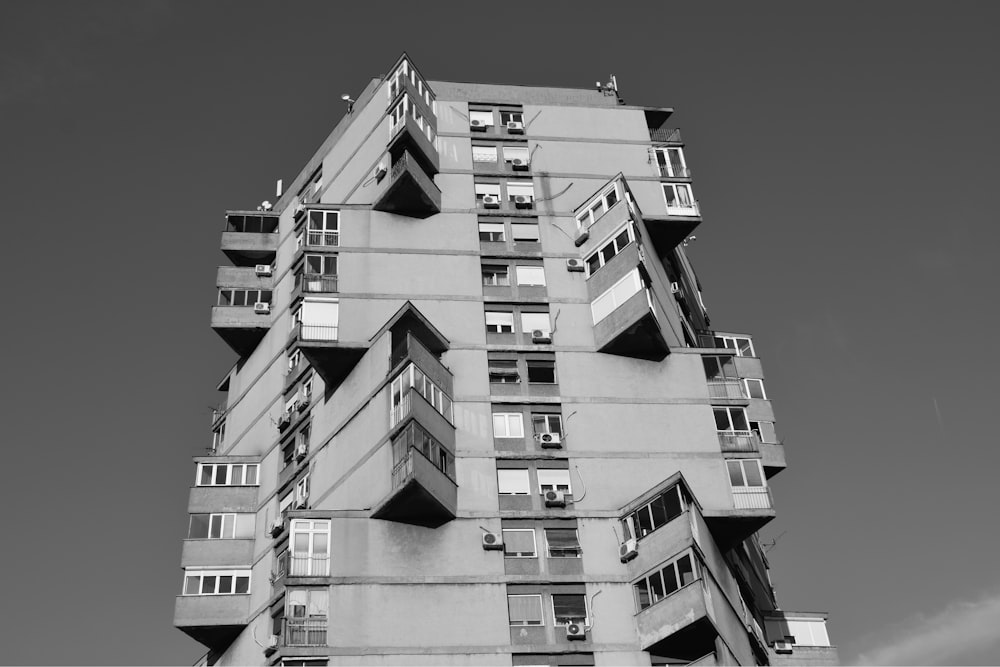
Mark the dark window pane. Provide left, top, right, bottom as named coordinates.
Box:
left=218, top=575, right=233, bottom=593
left=200, top=466, right=213, bottom=485
left=727, top=460, right=745, bottom=486
left=214, top=466, right=227, bottom=485
left=527, top=361, right=556, bottom=384
left=662, top=562, right=680, bottom=596
left=552, top=594, right=587, bottom=624
left=614, top=229, right=629, bottom=249
left=587, top=253, right=601, bottom=274
left=188, top=514, right=210, bottom=539
left=635, top=579, right=651, bottom=609
left=184, top=576, right=200, bottom=595
left=546, top=529, right=581, bottom=557
left=209, top=515, right=223, bottom=539
left=605, top=189, right=618, bottom=208
left=649, top=570, right=666, bottom=601
left=744, top=461, right=763, bottom=487
left=662, top=485, right=683, bottom=522
left=703, top=357, right=720, bottom=379
left=201, top=576, right=217, bottom=594
left=713, top=408, right=730, bottom=431
left=677, top=555, right=695, bottom=586
left=234, top=576, right=250, bottom=594
left=730, top=409, right=749, bottom=431
left=233, top=291, right=247, bottom=307
left=635, top=506, right=653, bottom=537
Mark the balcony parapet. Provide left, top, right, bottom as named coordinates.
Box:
left=372, top=151, right=442, bottom=219
left=290, top=322, right=368, bottom=390
left=372, top=441, right=457, bottom=528
left=648, top=127, right=683, bottom=143
left=174, top=594, right=250, bottom=650
left=717, top=430, right=760, bottom=455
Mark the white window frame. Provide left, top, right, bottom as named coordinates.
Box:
left=472, top=145, right=498, bottom=163
left=551, top=594, right=589, bottom=627
left=502, top=528, right=537, bottom=558
left=515, top=265, right=546, bottom=286
left=537, top=469, right=571, bottom=494
left=714, top=406, right=750, bottom=433
left=498, top=468, right=531, bottom=495
left=591, top=268, right=642, bottom=323
left=662, top=182, right=696, bottom=212
left=485, top=311, right=515, bottom=334
left=290, top=518, right=331, bottom=576
left=520, top=312, right=551, bottom=335
left=727, top=459, right=766, bottom=489
left=500, top=110, right=524, bottom=125
left=481, top=264, right=510, bottom=286
left=182, top=569, right=251, bottom=596
left=749, top=420, right=777, bottom=444
left=305, top=210, right=339, bottom=247
left=493, top=412, right=524, bottom=438
left=469, top=110, right=495, bottom=128
left=506, top=181, right=535, bottom=203
left=714, top=335, right=755, bottom=357
left=475, top=182, right=501, bottom=200
left=502, top=146, right=530, bottom=165
left=576, top=183, right=620, bottom=230
left=544, top=527, right=582, bottom=558
left=507, top=594, right=544, bottom=626
left=584, top=224, right=635, bottom=277
left=744, top=378, right=767, bottom=399
left=531, top=413, right=562, bottom=436
left=656, top=147, right=688, bottom=177
left=218, top=289, right=272, bottom=307
left=479, top=221, right=505, bottom=242
left=196, top=463, right=260, bottom=487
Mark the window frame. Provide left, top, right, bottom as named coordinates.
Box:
left=591, top=268, right=643, bottom=323
left=655, top=147, right=688, bottom=178
left=472, top=145, right=499, bottom=164
left=502, top=528, right=538, bottom=558
left=551, top=593, right=589, bottom=627
left=488, top=358, right=520, bottom=384
left=493, top=412, right=525, bottom=439
left=196, top=463, right=260, bottom=487
left=576, top=183, right=620, bottom=230
left=537, top=468, right=571, bottom=495
left=515, top=265, right=546, bottom=286
left=584, top=225, right=635, bottom=277
left=544, top=527, right=582, bottom=558
left=744, top=378, right=767, bottom=399
left=478, top=222, right=506, bottom=243
left=182, top=569, right=251, bottom=596
left=507, top=594, right=544, bottom=626
left=520, top=311, right=551, bottom=335
left=485, top=311, right=516, bottom=334
left=498, top=468, right=531, bottom=495
left=526, top=359, right=557, bottom=384
left=482, top=264, right=510, bottom=286
left=714, top=406, right=750, bottom=433
left=727, top=459, right=766, bottom=489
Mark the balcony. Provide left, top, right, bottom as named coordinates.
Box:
left=648, top=127, right=683, bottom=143
left=216, top=266, right=272, bottom=290
left=372, top=151, right=441, bottom=218
left=274, top=551, right=331, bottom=582
left=704, top=485, right=775, bottom=549
left=221, top=211, right=278, bottom=266
left=658, top=164, right=691, bottom=179
left=299, top=274, right=338, bottom=295
left=387, top=110, right=439, bottom=176
left=707, top=380, right=747, bottom=401
left=283, top=617, right=328, bottom=647
left=636, top=580, right=720, bottom=661
left=180, top=539, right=254, bottom=569
left=174, top=594, right=250, bottom=651
left=717, top=430, right=760, bottom=454
left=211, top=306, right=270, bottom=356
left=290, top=322, right=368, bottom=390
left=764, top=611, right=838, bottom=666
left=593, top=283, right=670, bottom=361
left=371, top=438, right=457, bottom=528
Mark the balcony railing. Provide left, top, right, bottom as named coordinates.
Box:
left=390, top=151, right=412, bottom=181
left=659, top=165, right=692, bottom=178
left=296, top=323, right=338, bottom=342
left=300, top=274, right=338, bottom=294
left=390, top=391, right=412, bottom=428
left=717, top=430, right=760, bottom=453
left=707, top=380, right=746, bottom=400
left=666, top=200, right=701, bottom=216
left=391, top=442, right=455, bottom=490
left=284, top=617, right=327, bottom=647
left=732, top=488, right=773, bottom=510
left=306, top=230, right=339, bottom=247
left=649, top=127, right=682, bottom=143
left=277, top=551, right=331, bottom=578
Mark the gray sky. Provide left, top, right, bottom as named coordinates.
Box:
left=1, top=1, right=998, bottom=664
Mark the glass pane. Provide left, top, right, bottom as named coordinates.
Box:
left=201, top=576, right=217, bottom=595
left=214, top=466, right=228, bottom=485
left=744, top=461, right=763, bottom=487
left=497, top=469, right=530, bottom=494
left=677, top=554, right=695, bottom=586
left=188, top=515, right=210, bottom=539
left=209, top=515, right=222, bottom=539
left=552, top=594, right=586, bottom=624
left=663, top=185, right=677, bottom=206
left=713, top=408, right=731, bottom=431
left=649, top=495, right=669, bottom=530
left=586, top=253, right=601, bottom=274
left=546, top=529, right=580, bottom=557
left=605, top=187, right=618, bottom=208
left=737, top=338, right=754, bottom=356
left=234, top=576, right=249, bottom=594
left=246, top=465, right=258, bottom=485
left=635, top=506, right=653, bottom=537
left=703, top=357, right=721, bottom=379
left=222, top=514, right=235, bottom=538
left=218, top=576, right=233, bottom=593
left=727, top=460, right=745, bottom=487
left=503, top=530, right=536, bottom=556
left=184, top=576, right=200, bottom=595
left=648, top=571, right=665, bottom=602
left=314, top=533, right=329, bottom=555
left=635, top=578, right=651, bottom=609
left=199, top=465, right=213, bottom=486
left=661, top=563, right=679, bottom=596
left=730, top=409, right=749, bottom=431
left=508, top=595, right=542, bottom=625
left=662, top=486, right=683, bottom=522
left=747, top=379, right=765, bottom=399
left=614, top=229, right=630, bottom=250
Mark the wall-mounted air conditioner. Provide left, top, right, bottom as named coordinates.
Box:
left=566, top=258, right=585, bottom=272
left=482, top=195, right=500, bottom=209
left=544, top=490, right=567, bottom=507
left=619, top=538, right=639, bottom=562
left=507, top=120, right=525, bottom=133
left=482, top=532, right=504, bottom=551
left=254, top=302, right=271, bottom=314
left=531, top=330, right=552, bottom=344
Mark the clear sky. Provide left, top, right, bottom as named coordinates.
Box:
left=1, top=1, right=998, bottom=664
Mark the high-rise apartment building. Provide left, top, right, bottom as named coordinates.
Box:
left=175, top=54, right=838, bottom=667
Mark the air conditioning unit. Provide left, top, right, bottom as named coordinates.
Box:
left=531, top=330, right=552, bottom=344
left=538, top=432, right=562, bottom=449
left=566, top=623, right=586, bottom=640
left=374, top=162, right=388, bottom=182
left=511, top=158, right=528, bottom=171
left=295, top=442, right=308, bottom=462
left=482, top=195, right=500, bottom=209
left=566, top=258, right=585, bottom=272
left=507, top=120, right=525, bottom=133
left=619, top=538, right=639, bottom=563
left=670, top=282, right=680, bottom=294
left=574, top=230, right=590, bottom=247
left=514, top=195, right=532, bottom=209
left=773, top=640, right=793, bottom=654
left=544, top=490, right=567, bottom=507
left=254, top=302, right=271, bottom=314
left=269, top=517, right=284, bottom=538
left=482, top=532, right=504, bottom=551
left=294, top=491, right=309, bottom=508
left=277, top=410, right=292, bottom=431
left=255, top=264, right=272, bottom=276
left=470, top=119, right=487, bottom=131
left=263, top=634, right=279, bottom=656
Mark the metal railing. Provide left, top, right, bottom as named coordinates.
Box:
left=649, top=127, right=683, bottom=143
left=717, top=430, right=760, bottom=453
left=283, top=617, right=328, bottom=646
left=732, top=487, right=773, bottom=510
left=666, top=200, right=701, bottom=216
left=390, top=391, right=412, bottom=429
left=296, top=322, right=338, bottom=342
left=300, top=274, right=338, bottom=293
left=659, top=164, right=692, bottom=178
left=305, top=230, right=339, bottom=247
left=391, top=442, right=455, bottom=489
left=707, top=380, right=747, bottom=400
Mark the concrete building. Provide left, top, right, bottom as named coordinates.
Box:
left=176, top=54, right=838, bottom=667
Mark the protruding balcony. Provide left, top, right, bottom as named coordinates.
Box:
left=221, top=211, right=278, bottom=266
left=387, top=112, right=439, bottom=176
left=210, top=305, right=270, bottom=356
left=704, top=466, right=775, bottom=549
left=371, top=431, right=457, bottom=528
left=299, top=274, right=338, bottom=294
left=717, top=430, right=760, bottom=454
left=174, top=594, right=250, bottom=651
left=372, top=151, right=442, bottom=218
left=764, top=611, right=838, bottom=666
left=290, top=321, right=368, bottom=391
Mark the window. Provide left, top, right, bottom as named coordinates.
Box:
left=703, top=355, right=738, bottom=380
left=488, top=358, right=520, bottom=384
left=714, top=406, right=750, bottom=433
left=279, top=490, right=294, bottom=516
left=305, top=210, right=339, bottom=247
left=482, top=265, right=510, bottom=286
left=744, top=378, right=766, bottom=399
left=188, top=513, right=254, bottom=539
left=282, top=423, right=310, bottom=469
left=470, top=110, right=494, bottom=129
left=211, top=420, right=226, bottom=451
left=622, top=484, right=686, bottom=541
left=218, top=289, right=272, bottom=307
left=493, top=413, right=524, bottom=438
left=585, top=226, right=634, bottom=276
left=662, top=183, right=696, bottom=211
left=503, top=529, right=537, bottom=557
left=531, top=414, right=562, bottom=437
left=545, top=528, right=581, bottom=558
left=633, top=553, right=696, bottom=610
left=290, top=519, right=330, bottom=576
left=707, top=334, right=755, bottom=357
left=727, top=459, right=764, bottom=489
left=390, top=363, right=453, bottom=426
left=286, top=589, right=328, bottom=646
left=498, top=468, right=531, bottom=495
left=507, top=182, right=535, bottom=205
left=537, top=469, right=571, bottom=494
left=503, top=146, right=530, bottom=166
left=305, top=254, right=337, bottom=276
left=392, top=420, right=455, bottom=480
left=479, top=221, right=505, bottom=242
left=552, top=594, right=588, bottom=626
left=475, top=182, right=501, bottom=202
left=486, top=311, right=515, bottom=333
left=591, top=268, right=642, bottom=323
left=183, top=569, right=250, bottom=595
left=576, top=184, right=620, bottom=230
left=500, top=110, right=524, bottom=125
left=527, top=359, right=556, bottom=384
left=515, top=265, right=546, bottom=286
left=288, top=349, right=303, bottom=374
left=655, top=147, right=688, bottom=177
left=294, top=298, right=339, bottom=341
left=512, top=221, right=540, bottom=243
left=196, top=463, right=259, bottom=486
left=295, top=474, right=310, bottom=506
left=749, top=420, right=777, bottom=444
left=472, top=145, right=498, bottom=163
left=508, top=594, right=543, bottom=626
left=520, top=312, right=551, bottom=335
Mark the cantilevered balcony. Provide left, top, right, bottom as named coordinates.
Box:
left=289, top=320, right=368, bottom=391
left=717, top=430, right=760, bottom=454
left=211, top=306, right=270, bottom=357
left=221, top=211, right=278, bottom=266
left=387, top=112, right=439, bottom=175
left=372, top=151, right=441, bottom=218
left=764, top=611, right=838, bottom=666
left=704, top=468, right=776, bottom=549
left=174, top=594, right=250, bottom=651
left=372, top=432, right=457, bottom=528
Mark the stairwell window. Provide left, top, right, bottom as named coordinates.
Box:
left=503, top=529, right=537, bottom=557
left=508, top=594, right=544, bottom=626
left=183, top=569, right=251, bottom=596
left=493, top=412, right=524, bottom=438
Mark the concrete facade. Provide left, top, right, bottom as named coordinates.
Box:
left=182, top=54, right=838, bottom=666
